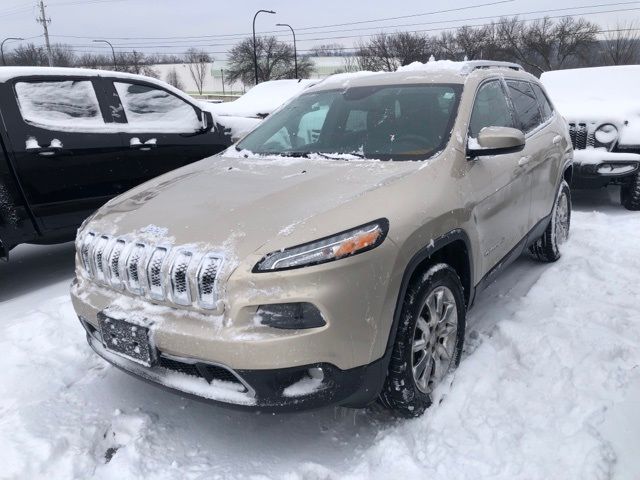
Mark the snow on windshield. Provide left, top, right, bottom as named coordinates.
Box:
left=114, top=82, right=200, bottom=132
left=15, top=80, right=104, bottom=129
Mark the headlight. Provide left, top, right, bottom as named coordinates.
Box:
left=594, top=123, right=618, bottom=145
left=254, top=219, right=389, bottom=272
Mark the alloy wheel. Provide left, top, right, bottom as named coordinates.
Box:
left=411, top=286, right=458, bottom=394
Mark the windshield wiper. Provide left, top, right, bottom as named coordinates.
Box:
left=313, top=152, right=366, bottom=160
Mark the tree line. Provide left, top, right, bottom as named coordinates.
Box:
left=2, top=16, right=637, bottom=89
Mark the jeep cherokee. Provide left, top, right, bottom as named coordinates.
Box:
left=71, top=61, right=573, bottom=417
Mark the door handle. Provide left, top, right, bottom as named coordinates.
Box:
left=553, top=135, right=563, bottom=145
left=26, top=146, right=63, bottom=156
left=518, top=155, right=532, bottom=167
left=130, top=143, right=156, bottom=151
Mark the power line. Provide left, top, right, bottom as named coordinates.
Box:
left=46, top=5, right=640, bottom=51
left=47, top=0, right=517, bottom=40
left=43, top=0, right=639, bottom=42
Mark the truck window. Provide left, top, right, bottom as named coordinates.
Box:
left=114, top=82, right=200, bottom=132
left=14, top=80, right=104, bottom=129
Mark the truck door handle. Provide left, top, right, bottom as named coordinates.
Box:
left=130, top=143, right=156, bottom=151
left=553, top=135, right=563, bottom=145
left=26, top=146, right=63, bottom=156
left=518, top=155, right=531, bottom=167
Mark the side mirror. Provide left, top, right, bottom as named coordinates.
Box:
left=467, top=126, right=525, bottom=158
left=200, top=110, right=215, bottom=133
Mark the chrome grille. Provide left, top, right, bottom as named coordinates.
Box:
left=77, top=231, right=223, bottom=310
left=568, top=122, right=595, bottom=150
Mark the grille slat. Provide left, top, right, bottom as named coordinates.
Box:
left=170, top=250, right=193, bottom=305
left=147, top=247, right=167, bottom=300
left=197, top=255, right=221, bottom=309
left=125, top=243, right=146, bottom=295
left=569, top=122, right=591, bottom=150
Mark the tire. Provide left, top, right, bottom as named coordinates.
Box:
left=621, top=173, right=640, bottom=211
left=379, top=263, right=466, bottom=417
left=529, top=181, right=571, bottom=263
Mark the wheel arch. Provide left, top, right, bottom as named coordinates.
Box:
left=384, top=229, right=474, bottom=359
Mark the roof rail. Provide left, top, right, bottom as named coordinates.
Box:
left=460, top=60, right=523, bottom=74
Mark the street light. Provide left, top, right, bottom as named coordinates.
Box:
left=276, top=23, right=297, bottom=79
left=1, top=37, right=24, bottom=66
left=92, top=39, right=117, bottom=70
left=252, top=9, right=275, bottom=85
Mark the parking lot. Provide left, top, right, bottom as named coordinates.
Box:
left=1, top=187, right=638, bottom=480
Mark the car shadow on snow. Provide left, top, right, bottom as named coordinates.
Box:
left=0, top=241, right=75, bottom=303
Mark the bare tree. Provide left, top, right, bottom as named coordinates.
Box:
left=601, top=21, right=640, bottom=65
left=497, top=16, right=598, bottom=74
left=165, top=67, right=184, bottom=90
left=310, top=43, right=345, bottom=56
left=11, top=43, right=50, bottom=66
left=226, top=36, right=313, bottom=85
left=185, top=48, right=212, bottom=95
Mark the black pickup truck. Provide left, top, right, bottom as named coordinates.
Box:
left=0, top=67, right=234, bottom=259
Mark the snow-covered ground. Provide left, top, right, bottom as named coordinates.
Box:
left=1, top=187, right=639, bottom=480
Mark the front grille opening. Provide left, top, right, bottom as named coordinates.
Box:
left=158, top=356, right=246, bottom=391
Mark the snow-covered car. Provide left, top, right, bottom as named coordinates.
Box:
left=541, top=66, right=640, bottom=210
left=71, top=61, right=572, bottom=416
left=204, top=79, right=318, bottom=142
left=0, top=67, right=235, bottom=260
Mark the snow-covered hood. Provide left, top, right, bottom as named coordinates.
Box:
left=86, top=153, right=419, bottom=259
left=541, top=66, right=640, bottom=146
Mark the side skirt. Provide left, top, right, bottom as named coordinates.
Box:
left=474, top=213, right=551, bottom=295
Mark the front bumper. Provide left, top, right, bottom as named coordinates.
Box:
left=80, top=317, right=385, bottom=411
left=572, top=149, right=640, bottom=187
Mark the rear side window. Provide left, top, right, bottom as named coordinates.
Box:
left=114, top=82, right=199, bottom=131
left=15, top=80, right=104, bottom=129
left=469, top=80, right=514, bottom=138
left=507, top=80, right=542, bottom=133
left=531, top=83, right=553, bottom=122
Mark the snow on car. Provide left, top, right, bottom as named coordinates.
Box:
left=541, top=66, right=640, bottom=210
left=203, top=79, right=318, bottom=140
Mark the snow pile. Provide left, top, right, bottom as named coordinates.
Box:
left=541, top=66, right=640, bottom=146
left=397, top=59, right=466, bottom=73
left=1, top=197, right=640, bottom=479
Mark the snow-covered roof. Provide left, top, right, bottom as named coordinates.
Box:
left=205, top=79, right=318, bottom=118
left=0, top=66, right=198, bottom=108
left=310, top=59, right=527, bottom=91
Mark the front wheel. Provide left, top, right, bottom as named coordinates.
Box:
left=529, top=181, right=571, bottom=262
left=379, top=264, right=466, bottom=417
left=620, top=173, right=640, bottom=211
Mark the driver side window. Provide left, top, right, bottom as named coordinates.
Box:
left=469, top=80, right=515, bottom=138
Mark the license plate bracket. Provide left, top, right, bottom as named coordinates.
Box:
left=98, top=312, right=156, bottom=367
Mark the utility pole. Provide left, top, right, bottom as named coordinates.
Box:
left=36, top=0, right=53, bottom=67
left=220, top=69, right=225, bottom=95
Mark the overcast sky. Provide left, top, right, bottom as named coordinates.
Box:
left=1, top=0, right=638, bottom=59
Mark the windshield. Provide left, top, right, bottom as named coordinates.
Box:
left=236, top=83, right=463, bottom=161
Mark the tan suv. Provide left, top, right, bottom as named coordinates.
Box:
left=71, top=61, right=573, bottom=417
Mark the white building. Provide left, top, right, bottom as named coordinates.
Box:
left=152, top=56, right=350, bottom=96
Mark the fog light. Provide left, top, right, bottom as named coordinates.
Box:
left=256, top=303, right=326, bottom=329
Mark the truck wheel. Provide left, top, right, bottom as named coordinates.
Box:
left=621, top=173, right=640, bottom=211
left=529, top=181, right=571, bottom=263
left=379, top=264, right=466, bottom=417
